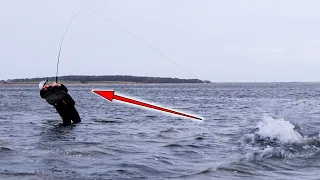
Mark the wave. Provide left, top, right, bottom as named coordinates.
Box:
left=0, top=146, right=14, bottom=152
left=93, top=119, right=122, bottom=124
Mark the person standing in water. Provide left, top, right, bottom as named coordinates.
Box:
left=39, top=79, right=81, bottom=125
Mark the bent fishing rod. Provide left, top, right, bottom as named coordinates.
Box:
left=56, top=8, right=84, bottom=83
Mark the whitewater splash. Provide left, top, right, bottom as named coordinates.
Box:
left=241, top=115, right=320, bottom=160
left=256, top=115, right=303, bottom=143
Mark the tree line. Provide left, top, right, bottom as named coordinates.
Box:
left=7, top=75, right=211, bottom=83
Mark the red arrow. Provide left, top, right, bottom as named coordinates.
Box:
left=93, top=90, right=202, bottom=120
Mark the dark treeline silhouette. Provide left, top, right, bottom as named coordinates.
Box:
left=7, top=75, right=211, bottom=83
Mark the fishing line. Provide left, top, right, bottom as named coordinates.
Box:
left=90, top=8, right=200, bottom=80
left=56, top=7, right=204, bottom=83
left=56, top=8, right=85, bottom=82
left=89, top=7, right=213, bottom=102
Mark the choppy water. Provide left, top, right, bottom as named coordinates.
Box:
left=1, top=83, right=320, bottom=180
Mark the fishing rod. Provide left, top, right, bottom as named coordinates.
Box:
left=56, top=8, right=84, bottom=83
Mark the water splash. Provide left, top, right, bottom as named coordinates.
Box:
left=256, top=115, right=303, bottom=143
left=241, top=115, right=320, bottom=160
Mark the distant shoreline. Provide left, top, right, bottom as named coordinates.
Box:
left=0, top=81, right=139, bottom=85
left=1, top=75, right=210, bottom=84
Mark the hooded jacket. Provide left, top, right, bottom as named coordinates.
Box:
left=40, top=84, right=75, bottom=107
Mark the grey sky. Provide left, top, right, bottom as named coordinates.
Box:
left=1, top=0, right=320, bottom=82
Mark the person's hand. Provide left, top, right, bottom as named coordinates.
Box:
left=43, top=84, right=50, bottom=89
left=53, top=82, right=61, bottom=86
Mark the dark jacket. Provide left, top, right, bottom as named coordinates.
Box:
left=40, top=84, right=75, bottom=107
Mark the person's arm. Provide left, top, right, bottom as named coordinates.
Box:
left=52, top=82, right=68, bottom=93
left=59, top=84, right=68, bottom=93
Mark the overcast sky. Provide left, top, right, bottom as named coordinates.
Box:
left=1, top=0, right=320, bottom=82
